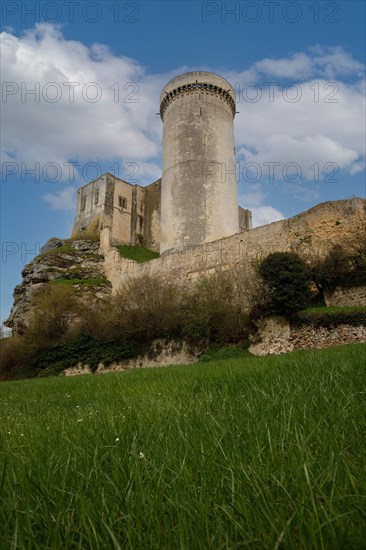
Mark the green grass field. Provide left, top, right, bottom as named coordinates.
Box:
left=1, top=345, right=365, bottom=549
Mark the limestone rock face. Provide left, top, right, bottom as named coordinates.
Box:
left=40, top=237, right=65, bottom=254
left=5, top=240, right=111, bottom=334
left=249, top=315, right=366, bottom=356
left=249, top=316, right=294, bottom=356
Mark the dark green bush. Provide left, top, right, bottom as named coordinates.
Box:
left=111, top=274, right=184, bottom=342
left=312, top=245, right=351, bottom=292
left=32, top=332, right=143, bottom=376
left=259, top=252, right=312, bottom=316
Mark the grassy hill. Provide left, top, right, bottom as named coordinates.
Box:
left=1, top=345, right=365, bottom=548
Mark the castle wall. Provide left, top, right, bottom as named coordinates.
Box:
left=239, top=206, right=252, bottom=231
left=102, top=198, right=366, bottom=292
left=111, top=179, right=136, bottom=245
left=131, top=185, right=145, bottom=246
left=143, top=179, right=161, bottom=251
left=72, top=173, right=149, bottom=246
left=72, top=174, right=108, bottom=237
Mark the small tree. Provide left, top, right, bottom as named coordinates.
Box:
left=112, top=274, right=183, bottom=342
left=312, top=242, right=366, bottom=293
left=183, top=272, right=235, bottom=342
left=182, top=271, right=254, bottom=343
left=0, top=336, right=27, bottom=380
left=26, top=284, right=79, bottom=348
left=259, top=252, right=312, bottom=316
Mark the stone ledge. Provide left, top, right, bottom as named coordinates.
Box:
left=249, top=315, right=366, bottom=356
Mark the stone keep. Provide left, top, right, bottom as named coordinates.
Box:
left=159, top=71, right=240, bottom=253
left=71, top=72, right=251, bottom=252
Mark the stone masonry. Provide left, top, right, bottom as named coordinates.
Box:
left=72, top=72, right=252, bottom=254
left=102, top=198, right=366, bottom=293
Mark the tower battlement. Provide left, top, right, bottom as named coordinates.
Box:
left=160, top=72, right=236, bottom=120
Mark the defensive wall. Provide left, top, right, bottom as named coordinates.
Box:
left=101, top=197, right=366, bottom=291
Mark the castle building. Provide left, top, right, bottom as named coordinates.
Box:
left=72, top=72, right=252, bottom=252
left=72, top=173, right=162, bottom=251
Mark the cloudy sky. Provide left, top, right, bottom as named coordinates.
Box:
left=1, top=0, right=365, bottom=324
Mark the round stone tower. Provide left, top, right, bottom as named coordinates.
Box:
left=159, top=71, right=239, bottom=253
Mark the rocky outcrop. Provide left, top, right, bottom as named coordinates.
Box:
left=249, top=316, right=294, bottom=356
left=5, top=238, right=111, bottom=334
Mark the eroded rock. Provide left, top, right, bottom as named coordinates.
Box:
left=5, top=239, right=111, bottom=334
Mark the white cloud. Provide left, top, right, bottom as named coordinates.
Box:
left=250, top=206, right=285, bottom=228
left=232, top=76, right=365, bottom=191
left=238, top=133, right=359, bottom=180
left=1, top=23, right=166, bottom=172
left=43, top=186, right=75, bottom=210
left=254, top=52, right=314, bottom=79
left=252, top=46, right=364, bottom=80
left=1, top=25, right=364, bottom=213
left=239, top=184, right=285, bottom=227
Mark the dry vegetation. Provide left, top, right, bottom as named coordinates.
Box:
left=1, top=239, right=365, bottom=381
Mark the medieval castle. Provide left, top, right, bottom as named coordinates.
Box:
left=69, top=70, right=365, bottom=309
left=72, top=72, right=252, bottom=253
left=5, top=72, right=366, bottom=336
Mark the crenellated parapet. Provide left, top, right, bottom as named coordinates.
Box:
left=160, top=81, right=236, bottom=120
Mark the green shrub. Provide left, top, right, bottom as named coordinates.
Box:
left=0, top=336, right=34, bottom=380
left=312, top=245, right=351, bottom=292
left=312, top=236, right=366, bottom=292
left=108, top=270, right=255, bottom=346
left=259, top=252, right=312, bottom=316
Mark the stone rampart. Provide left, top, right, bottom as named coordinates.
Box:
left=102, top=198, right=366, bottom=292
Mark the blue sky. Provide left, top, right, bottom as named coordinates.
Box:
left=1, top=0, right=365, bottom=325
